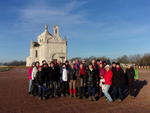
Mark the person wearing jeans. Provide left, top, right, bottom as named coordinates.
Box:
left=88, top=86, right=95, bottom=98
left=103, top=85, right=113, bottom=102
left=103, top=65, right=113, bottom=102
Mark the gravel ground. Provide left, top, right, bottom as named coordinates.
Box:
left=0, top=67, right=149, bottom=113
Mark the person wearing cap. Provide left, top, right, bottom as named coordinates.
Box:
left=125, top=64, right=135, bottom=97
left=112, top=62, right=125, bottom=101
left=102, top=65, right=113, bottom=102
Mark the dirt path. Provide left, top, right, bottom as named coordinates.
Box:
left=0, top=67, right=149, bottom=113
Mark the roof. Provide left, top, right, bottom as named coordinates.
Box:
left=32, top=42, right=40, bottom=47
left=40, top=25, right=53, bottom=37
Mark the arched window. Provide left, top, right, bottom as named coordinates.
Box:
left=35, top=50, right=38, bottom=58
left=55, top=29, right=57, bottom=34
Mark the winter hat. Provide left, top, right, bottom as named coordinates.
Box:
left=105, top=65, right=110, bottom=69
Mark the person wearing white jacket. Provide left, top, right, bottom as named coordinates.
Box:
left=32, top=66, right=38, bottom=80
left=31, top=62, right=39, bottom=96
left=61, top=64, right=68, bottom=96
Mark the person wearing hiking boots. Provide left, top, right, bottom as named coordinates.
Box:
left=87, top=64, right=98, bottom=101
left=68, top=63, right=77, bottom=97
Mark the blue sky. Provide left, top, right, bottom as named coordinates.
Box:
left=0, top=0, right=150, bottom=62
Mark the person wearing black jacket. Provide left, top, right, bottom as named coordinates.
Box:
left=112, top=63, right=125, bottom=101
left=41, top=64, right=49, bottom=99
left=42, top=64, right=49, bottom=86
left=47, top=62, right=56, bottom=97
left=68, top=63, right=77, bottom=97
left=125, top=64, right=135, bottom=97
left=111, top=62, right=116, bottom=74
left=53, top=63, right=61, bottom=97
left=36, top=66, right=45, bottom=99
left=87, top=64, right=98, bottom=101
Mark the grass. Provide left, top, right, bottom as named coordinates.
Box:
left=0, top=66, right=11, bottom=72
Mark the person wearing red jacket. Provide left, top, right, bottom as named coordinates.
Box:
left=102, top=65, right=113, bottom=102
left=78, top=63, right=87, bottom=98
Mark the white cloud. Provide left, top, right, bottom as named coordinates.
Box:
left=16, top=0, right=88, bottom=32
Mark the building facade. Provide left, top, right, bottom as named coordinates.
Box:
left=26, top=25, right=67, bottom=66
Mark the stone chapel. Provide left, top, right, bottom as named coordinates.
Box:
left=26, top=25, right=67, bottom=66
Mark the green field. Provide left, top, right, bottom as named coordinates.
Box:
left=0, top=66, right=11, bottom=72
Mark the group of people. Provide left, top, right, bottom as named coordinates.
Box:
left=27, top=59, right=138, bottom=102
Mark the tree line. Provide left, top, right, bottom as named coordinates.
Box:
left=2, top=60, right=26, bottom=66
left=0, top=53, right=150, bottom=66
left=70, top=53, right=150, bottom=66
